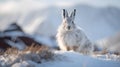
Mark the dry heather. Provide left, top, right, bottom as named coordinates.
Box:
left=0, top=44, right=54, bottom=67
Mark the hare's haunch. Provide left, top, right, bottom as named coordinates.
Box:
left=56, top=9, right=94, bottom=54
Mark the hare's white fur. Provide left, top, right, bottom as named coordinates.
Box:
left=56, top=9, right=94, bottom=54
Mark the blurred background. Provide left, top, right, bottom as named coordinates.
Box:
left=0, top=0, right=120, bottom=53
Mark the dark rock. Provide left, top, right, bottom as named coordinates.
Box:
left=0, top=23, right=43, bottom=51
left=3, top=23, right=23, bottom=33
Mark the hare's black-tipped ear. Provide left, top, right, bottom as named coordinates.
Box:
left=70, top=9, right=76, bottom=20
left=63, top=9, right=68, bottom=18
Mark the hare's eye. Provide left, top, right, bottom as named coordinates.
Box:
left=72, top=21, right=74, bottom=23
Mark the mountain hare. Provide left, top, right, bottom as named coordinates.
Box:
left=56, top=9, right=94, bottom=54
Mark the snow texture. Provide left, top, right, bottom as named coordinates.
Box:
left=0, top=50, right=120, bottom=67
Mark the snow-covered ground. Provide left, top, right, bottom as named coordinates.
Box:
left=0, top=50, right=120, bottom=67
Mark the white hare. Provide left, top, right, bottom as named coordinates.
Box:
left=56, top=9, right=94, bottom=54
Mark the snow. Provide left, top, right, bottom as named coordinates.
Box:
left=92, top=54, right=120, bottom=61
left=96, top=32, right=120, bottom=53
left=0, top=31, right=25, bottom=37
left=33, top=35, right=58, bottom=48
left=43, top=51, right=120, bottom=67
left=0, top=50, right=120, bottom=67
left=0, top=25, right=57, bottom=50
left=0, top=3, right=120, bottom=41
left=12, top=61, right=37, bottom=67
left=5, top=38, right=26, bottom=50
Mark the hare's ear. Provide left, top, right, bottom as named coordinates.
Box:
left=70, top=9, right=76, bottom=20
left=62, top=9, right=68, bottom=19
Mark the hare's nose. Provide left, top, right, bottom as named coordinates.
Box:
left=68, top=26, right=70, bottom=29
